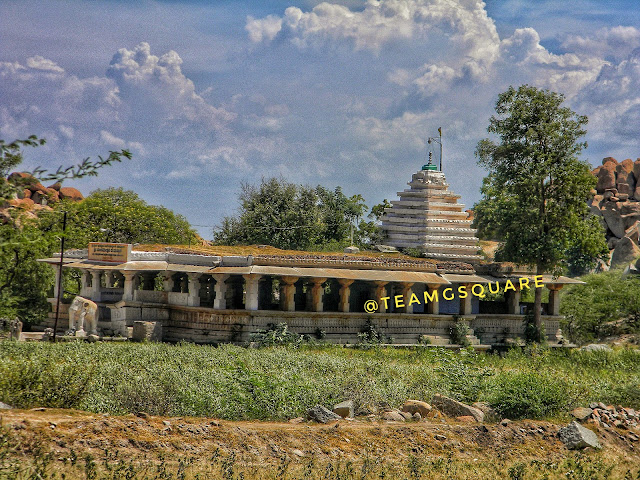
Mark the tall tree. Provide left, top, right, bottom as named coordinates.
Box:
left=474, top=85, right=608, bottom=332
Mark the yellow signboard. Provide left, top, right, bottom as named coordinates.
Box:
left=88, top=243, right=132, bottom=263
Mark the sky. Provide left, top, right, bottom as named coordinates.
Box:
left=2, top=0, right=640, bottom=239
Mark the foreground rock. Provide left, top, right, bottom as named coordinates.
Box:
left=307, top=405, right=341, bottom=424
left=400, top=400, right=432, bottom=417
left=332, top=400, right=354, bottom=419
left=558, top=421, right=601, bottom=450
left=432, top=394, right=484, bottom=422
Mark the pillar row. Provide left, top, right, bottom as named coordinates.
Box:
left=212, top=274, right=229, bottom=309
left=310, top=278, right=326, bottom=312
left=280, top=276, right=298, bottom=312
left=338, top=279, right=354, bottom=313
left=243, top=274, right=261, bottom=311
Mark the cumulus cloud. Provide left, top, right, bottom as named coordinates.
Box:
left=562, top=26, right=640, bottom=62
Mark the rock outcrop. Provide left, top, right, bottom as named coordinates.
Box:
left=591, top=157, right=640, bottom=267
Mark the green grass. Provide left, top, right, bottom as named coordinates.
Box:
left=1, top=341, right=639, bottom=420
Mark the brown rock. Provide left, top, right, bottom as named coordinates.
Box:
left=592, top=166, right=602, bottom=176
left=597, top=165, right=616, bottom=192
left=618, top=194, right=629, bottom=202
left=9, top=198, right=35, bottom=208
left=602, top=203, right=626, bottom=238
left=59, top=187, right=84, bottom=201
left=7, top=172, right=36, bottom=184
left=611, top=236, right=640, bottom=266
left=432, top=394, right=484, bottom=422
left=401, top=400, right=432, bottom=417
left=381, top=410, right=405, bottom=422
left=571, top=407, right=593, bottom=422
left=625, top=221, right=640, bottom=244
left=621, top=203, right=640, bottom=215
left=604, top=188, right=618, bottom=200
left=608, top=237, right=620, bottom=250
left=456, top=416, right=476, bottom=423
left=602, top=157, right=618, bottom=166
left=634, top=159, right=640, bottom=182
left=48, top=182, right=62, bottom=191
left=622, top=213, right=640, bottom=230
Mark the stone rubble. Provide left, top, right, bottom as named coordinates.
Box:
left=591, top=157, right=640, bottom=266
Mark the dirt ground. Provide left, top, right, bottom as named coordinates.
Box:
left=2, top=408, right=640, bottom=479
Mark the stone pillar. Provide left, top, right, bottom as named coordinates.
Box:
left=459, top=284, right=473, bottom=316
left=162, top=273, right=174, bottom=292
left=243, top=274, right=261, bottom=311
left=90, top=270, right=102, bottom=301
left=280, top=276, right=299, bottom=312
left=507, top=286, right=522, bottom=315
left=547, top=285, right=563, bottom=316
left=122, top=272, right=136, bottom=301
left=80, top=270, right=91, bottom=297
left=51, top=264, right=61, bottom=299
left=104, top=271, right=114, bottom=288
left=310, top=278, right=327, bottom=312
left=425, top=284, right=440, bottom=315
left=338, top=279, right=354, bottom=313
left=212, top=274, right=229, bottom=309
left=187, top=273, right=201, bottom=307
left=400, top=282, right=414, bottom=314
left=373, top=281, right=388, bottom=313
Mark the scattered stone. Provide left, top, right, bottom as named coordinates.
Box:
left=292, top=449, right=305, bottom=457
left=432, top=394, right=484, bottom=423
left=580, top=344, right=613, bottom=352
left=571, top=407, right=594, bottom=422
left=412, top=412, right=422, bottom=421
left=472, top=402, right=500, bottom=423
left=0, top=402, right=13, bottom=409
left=307, top=405, right=342, bottom=424
left=558, top=421, right=601, bottom=450
left=434, top=434, right=447, bottom=441
left=344, top=246, right=360, bottom=254
left=500, top=419, right=511, bottom=427
left=401, top=400, right=432, bottom=417
left=375, top=245, right=398, bottom=253
left=162, top=420, right=171, bottom=427
left=289, top=417, right=304, bottom=424
left=381, top=411, right=406, bottom=422
left=136, top=412, right=149, bottom=419
left=589, top=402, right=599, bottom=409
left=399, top=411, right=413, bottom=421
left=332, top=400, right=354, bottom=419
left=456, top=416, right=476, bottom=423
left=31, top=407, right=46, bottom=412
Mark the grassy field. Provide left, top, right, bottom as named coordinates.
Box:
left=1, top=342, right=639, bottom=421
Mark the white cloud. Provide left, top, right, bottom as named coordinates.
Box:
left=562, top=26, right=640, bottom=62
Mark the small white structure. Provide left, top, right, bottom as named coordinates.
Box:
left=68, top=295, right=98, bottom=336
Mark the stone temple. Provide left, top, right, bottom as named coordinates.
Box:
left=381, top=163, right=482, bottom=262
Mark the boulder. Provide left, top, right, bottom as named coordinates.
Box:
left=617, top=159, right=636, bottom=193
left=602, top=157, right=618, bottom=166
left=580, top=344, right=613, bottom=352
left=307, top=405, right=342, bottom=424
left=589, top=205, right=602, bottom=217
left=333, top=400, right=354, bottom=418
left=625, top=221, right=640, bottom=245
left=622, top=213, right=640, bottom=230
left=634, top=159, right=640, bottom=182
left=602, top=204, right=626, bottom=238
left=558, top=421, right=601, bottom=449
left=617, top=183, right=632, bottom=196
left=432, top=394, right=484, bottom=422
left=401, top=400, right=432, bottom=417
left=607, top=237, right=620, bottom=250
left=344, top=246, right=359, bottom=254
left=621, top=203, right=640, bottom=215
left=618, top=193, right=630, bottom=202
left=0, top=402, right=13, bottom=409
left=603, top=188, right=618, bottom=200
left=132, top=321, right=162, bottom=342
left=597, top=164, right=616, bottom=192
left=571, top=407, right=593, bottom=422
left=635, top=186, right=640, bottom=202
left=611, top=237, right=640, bottom=266
left=381, top=410, right=406, bottom=422
left=48, top=182, right=62, bottom=191
left=59, top=187, right=84, bottom=201
left=456, top=416, right=476, bottom=423
left=592, top=166, right=602, bottom=176
left=472, top=402, right=501, bottom=423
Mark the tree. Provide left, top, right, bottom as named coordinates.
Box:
left=213, top=177, right=374, bottom=250
left=40, top=188, right=199, bottom=248
left=0, top=136, right=131, bottom=325
left=474, top=85, right=608, bottom=332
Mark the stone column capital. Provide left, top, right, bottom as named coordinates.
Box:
left=281, top=276, right=299, bottom=286
left=338, top=278, right=354, bottom=288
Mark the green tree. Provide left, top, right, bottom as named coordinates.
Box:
left=41, top=188, right=199, bottom=248
left=0, top=136, right=131, bottom=325
left=474, top=85, right=608, bottom=331
left=213, top=177, right=372, bottom=250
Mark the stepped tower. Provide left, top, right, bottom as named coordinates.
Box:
left=381, top=161, right=482, bottom=262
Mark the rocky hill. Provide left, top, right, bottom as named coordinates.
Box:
left=0, top=172, right=84, bottom=223
left=591, top=157, right=640, bottom=267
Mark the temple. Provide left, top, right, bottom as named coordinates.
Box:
left=39, top=244, right=580, bottom=347
left=381, top=163, right=482, bottom=261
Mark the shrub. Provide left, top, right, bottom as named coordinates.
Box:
left=249, top=323, right=304, bottom=348
left=489, top=371, right=576, bottom=419
left=449, top=319, right=471, bottom=347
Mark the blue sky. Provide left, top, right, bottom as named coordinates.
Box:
left=2, top=0, right=640, bottom=238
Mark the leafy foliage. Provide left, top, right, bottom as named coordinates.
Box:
left=213, top=177, right=383, bottom=250
left=560, top=270, right=640, bottom=343
left=39, top=187, right=199, bottom=248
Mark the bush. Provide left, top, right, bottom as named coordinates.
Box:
left=449, top=319, right=471, bottom=347
left=249, top=323, right=304, bottom=348
left=489, top=371, right=577, bottom=419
